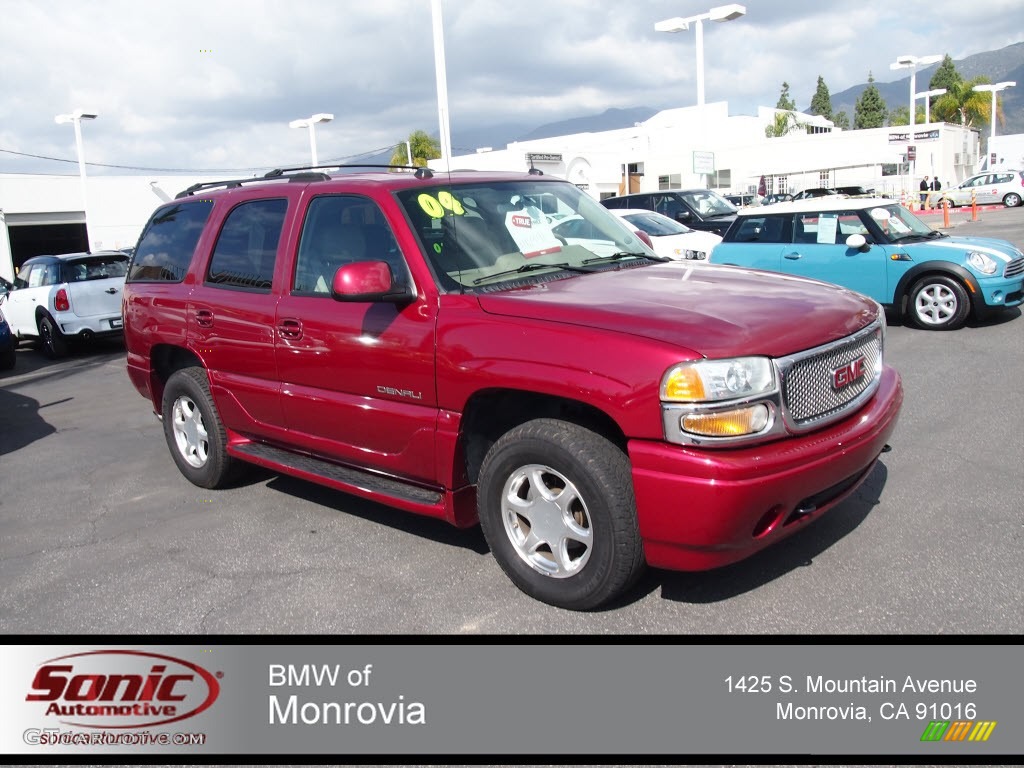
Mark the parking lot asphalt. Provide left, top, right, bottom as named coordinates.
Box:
left=1, top=207, right=1022, bottom=634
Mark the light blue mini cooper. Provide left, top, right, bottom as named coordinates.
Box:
left=711, top=198, right=1024, bottom=330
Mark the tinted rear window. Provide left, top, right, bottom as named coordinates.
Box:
left=128, top=201, right=214, bottom=282
left=63, top=254, right=128, bottom=282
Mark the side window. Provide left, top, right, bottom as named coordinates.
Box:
left=793, top=214, right=820, bottom=244
left=128, top=201, right=214, bottom=282
left=206, top=198, right=287, bottom=292
left=732, top=216, right=787, bottom=243
left=653, top=195, right=683, bottom=219
left=26, top=265, right=45, bottom=288
left=294, top=195, right=408, bottom=295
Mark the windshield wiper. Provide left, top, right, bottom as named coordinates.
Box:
left=582, top=251, right=668, bottom=265
left=472, top=261, right=597, bottom=285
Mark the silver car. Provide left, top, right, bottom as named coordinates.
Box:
left=938, top=170, right=1024, bottom=208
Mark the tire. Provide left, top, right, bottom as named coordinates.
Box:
left=476, top=418, right=645, bottom=610
left=161, top=366, right=237, bottom=488
left=0, top=346, right=15, bottom=370
left=38, top=315, right=68, bottom=358
left=1003, top=192, right=1022, bottom=208
left=907, top=275, right=970, bottom=331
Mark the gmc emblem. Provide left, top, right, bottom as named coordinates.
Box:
left=832, top=357, right=866, bottom=389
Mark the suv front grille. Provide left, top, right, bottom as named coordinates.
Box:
left=779, top=323, right=882, bottom=430
left=1004, top=257, right=1024, bottom=278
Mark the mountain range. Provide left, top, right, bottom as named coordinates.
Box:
left=441, top=41, right=1024, bottom=156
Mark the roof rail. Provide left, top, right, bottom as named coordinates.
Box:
left=174, top=163, right=431, bottom=198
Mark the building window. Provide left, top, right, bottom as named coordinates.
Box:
left=712, top=169, right=731, bottom=188
left=658, top=174, right=682, bottom=190
left=776, top=175, right=789, bottom=194
left=819, top=170, right=831, bottom=186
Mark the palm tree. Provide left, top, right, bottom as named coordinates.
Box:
left=931, top=77, right=995, bottom=129
left=389, top=130, right=441, bottom=168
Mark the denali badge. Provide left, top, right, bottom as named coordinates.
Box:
left=832, top=357, right=866, bottom=390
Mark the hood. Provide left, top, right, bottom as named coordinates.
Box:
left=477, top=262, right=879, bottom=359
left=916, top=235, right=1023, bottom=263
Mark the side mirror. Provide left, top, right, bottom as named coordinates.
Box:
left=676, top=210, right=692, bottom=222
left=845, top=233, right=871, bottom=252
left=331, top=261, right=414, bottom=303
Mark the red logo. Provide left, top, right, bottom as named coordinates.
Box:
left=25, top=650, right=220, bottom=729
left=832, top=357, right=866, bottom=389
left=511, top=214, right=532, bottom=228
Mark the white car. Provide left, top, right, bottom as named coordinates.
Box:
left=609, top=208, right=722, bottom=261
left=1, top=250, right=128, bottom=357
left=937, top=170, right=1024, bottom=208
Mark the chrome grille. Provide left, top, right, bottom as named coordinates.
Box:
left=1004, top=257, right=1024, bottom=278
left=779, top=324, right=882, bottom=429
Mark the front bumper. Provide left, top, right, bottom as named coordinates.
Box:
left=629, top=365, right=903, bottom=571
left=975, top=274, right=1024, bottom=311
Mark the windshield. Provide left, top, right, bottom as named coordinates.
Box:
left=621, top=211, right=693, bottom=236
left=394, top=180, right=656, bottom=291
left=868, top=204, right=936, bottom=243
left=680, top=190, right=737, bottom=217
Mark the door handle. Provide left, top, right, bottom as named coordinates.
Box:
left=784, top=252, right=802, bottom=260
left=277, top=318, right=303, bottom=340
left=195, top=309, right=214, bottom=328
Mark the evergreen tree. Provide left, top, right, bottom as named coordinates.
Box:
left=929, top=54, right=962, bottom=92
left=887, top=104, right=926, bottom=126
left=833, top=111, right=850, bottom=130
left=388, top=130, right=441, bottom=168
left=809, top=76, right=834, bottom=120
left=854, top=73, right=887, bottom=129
left=776, top=82, right=796, bottom=111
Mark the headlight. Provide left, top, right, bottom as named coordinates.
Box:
left=674, top=248, right=706, bottom=260
left=967, top=251, right=998, bottom=275
left=661, top=357, right=776, bottom=402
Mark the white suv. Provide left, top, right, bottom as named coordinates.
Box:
left=1, top=251, right=128, bottom=357
left=938, top=170, right=1024, bottom=208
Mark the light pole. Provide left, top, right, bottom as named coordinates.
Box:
left=289, top=113, right=333, bottom=167
left=431, top=0, right=453, bottom=166
left=55, top=109, right=98, bottom=248
left=972, top=81, right=1016, bottom=140
left=655, top=4, right=746, bottom=107
left=915, top=88, right=946, bottom=125
left=890, top=54, right=941, bottom=130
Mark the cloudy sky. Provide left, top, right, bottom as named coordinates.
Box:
left=1, top=0, right=1021, bottom=176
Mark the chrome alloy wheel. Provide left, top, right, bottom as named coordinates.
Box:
left=913, top=282, right=959, bottom=326
left=171, top=394, right=210, bottom=469
left=501, top=464, right=593, bottom=578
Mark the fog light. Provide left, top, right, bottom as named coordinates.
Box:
left=681, top=404, right=770, bottom=437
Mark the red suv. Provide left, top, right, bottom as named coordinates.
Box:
left=123, top=166, right=903, bottom=609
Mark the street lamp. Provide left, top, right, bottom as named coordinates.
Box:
left=972, top=81, right=1016, bottom=140
left=431, top=0, right=453, bottom=166
left=289, top=113, right=333, bottom=167
left=55, top=109, right=98, bottom=248
left=890, top=54, right=942, bottom=129
left=915, top=88, right=946, bottom=125
left=655, top=4, right=746, bottom=107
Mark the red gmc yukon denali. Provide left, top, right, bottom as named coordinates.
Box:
left=123, top=166, right=903, bottom=609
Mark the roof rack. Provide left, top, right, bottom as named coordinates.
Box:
left=174, top=163, right=433, bottom=199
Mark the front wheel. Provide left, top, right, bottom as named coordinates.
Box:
left=476, top=418, right=645, bottom=610
left=907, top=275, right=970, bottom=330
left=1003, top=192, right=1022, bottom=208
left=161, top=366, right=238, bottom=488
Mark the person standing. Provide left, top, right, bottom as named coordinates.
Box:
left=919, top=176, right=930, bottom=208
left=931, top=177, right=941, bottom=192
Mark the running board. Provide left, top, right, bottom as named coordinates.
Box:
left=231, top=441, right=443, bottom=507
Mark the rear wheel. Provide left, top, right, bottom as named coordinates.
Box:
left=38, top=316, right=68, bottom=358
left=907, top=275, right=970, bottom=331
left=161, top=366, right=238, bottom=488
left=1003, top=192, right=1022, bottom=208
left=476, top=418, right=645, bottom=610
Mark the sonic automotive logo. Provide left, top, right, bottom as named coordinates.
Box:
left=25, top=650, right=220, bottom=729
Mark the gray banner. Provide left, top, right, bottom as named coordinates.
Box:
left=1, top=644, right=1019, bottom=755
